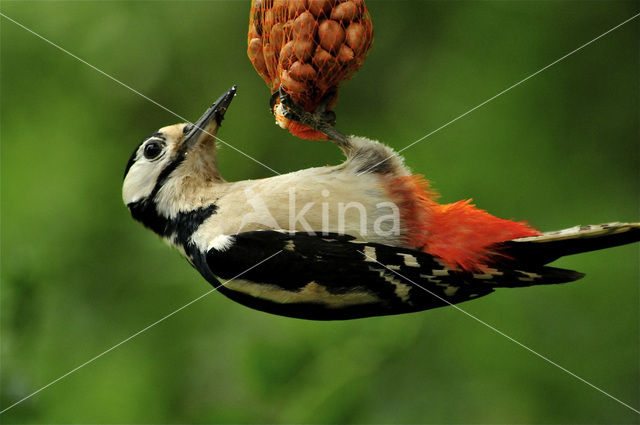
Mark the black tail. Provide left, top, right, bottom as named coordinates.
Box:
left=479, top=265, right=586, bottom=288
left=498, top=222, right=640, bottom=266
left=480, top=222, right=640, bottom=288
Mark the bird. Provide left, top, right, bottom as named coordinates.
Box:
left=122, top=86, right=640, bottom=320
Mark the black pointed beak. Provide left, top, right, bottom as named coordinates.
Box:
left=182, top=85, right=237, bottom=151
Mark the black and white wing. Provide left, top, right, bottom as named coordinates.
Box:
left=189, top=231, right=583, bottom=320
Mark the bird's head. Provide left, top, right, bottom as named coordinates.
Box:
left=122, top=86, right=236, bottom=217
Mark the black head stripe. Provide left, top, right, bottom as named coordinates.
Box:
left=123, top=142, right=143, bottom=179
left=148, top=152, right=186, bottom=201
left=127, top=199, right=216, bottom=244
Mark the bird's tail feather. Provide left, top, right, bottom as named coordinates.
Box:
left=485, top=265, right=585, bottom=288
left=496, top=222, right=640, bottom=266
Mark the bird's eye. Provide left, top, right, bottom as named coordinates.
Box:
left=143, top=141, right=163, bottom=160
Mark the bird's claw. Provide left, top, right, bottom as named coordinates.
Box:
left=278, top=87, right=304, bottom=121
left=274, top=86, right=347, bottom=146
left=270, top=89, right=303, bottom=122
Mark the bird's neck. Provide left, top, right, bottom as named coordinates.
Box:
left=129, top=198, right=219, bottom=254
left=130, top=176, right=225, bottom=252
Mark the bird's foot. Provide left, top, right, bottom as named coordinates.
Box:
left=276, top=87, right=349, bottom=147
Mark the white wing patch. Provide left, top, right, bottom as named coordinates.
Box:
left=377, top=271, right=411, bottom=302
left=483, top=267, right=504, bottom=276
left=420, top=274, right=441, bottom=284
left=444, top=286, right=459, bottom=296
left=397, top=253, right=420, bottom=268
left=225, top=279, right=378, bottom=308
left=515, top=270, right=543, bottom=282
left=472, top=273, right=493, bottom=280
left=363, top=246, right=377, bottom=262
left=208, top=234, right=235, bottom=252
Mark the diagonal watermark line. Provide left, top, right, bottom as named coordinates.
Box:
left=0, top=250, right=283, bottom=415
left=360, top=250, right=640, bottom=415
left=358, top=11, right=640, bottom=176
left=3, top=4, right=637, bottom=417
left=0, top=12, right=281, bottom=176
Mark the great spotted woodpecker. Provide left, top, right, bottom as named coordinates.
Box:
left=122, top=86, right=640, bottom=320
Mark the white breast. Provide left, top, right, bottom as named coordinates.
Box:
left=190, top=165, right=406, bottom=252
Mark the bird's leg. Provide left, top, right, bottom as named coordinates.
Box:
left=277, top=87, right=351, bottom=151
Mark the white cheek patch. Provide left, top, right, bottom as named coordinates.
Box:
left=122, top=155, right=170, bottom=205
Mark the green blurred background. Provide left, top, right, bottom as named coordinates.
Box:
left=2, top=1, right=638, bottom=423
